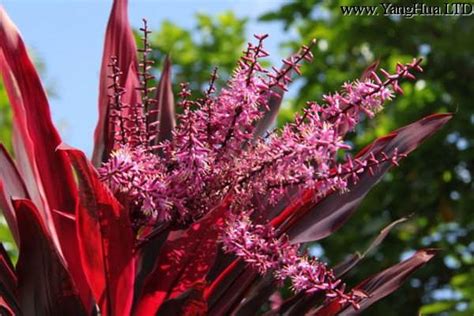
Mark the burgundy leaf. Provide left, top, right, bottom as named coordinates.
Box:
left=334, top=216, right=410, bottom=277
left=253, top=45, right=312, bottom=139
left=0, top=144, right=29, bottom=244
left=205, top=259, right=245, bottom=307
left=205, top=259, right=243, bottom=305
left=0, top=297, right=17, bottom=316
left=135, top=199, right=230, bottom=316
left=152, top=55, right=176, bottom=145
left=208, top=269, right=259, bottom=316
left=61, top=146, right=135, bottom=316
left=92, top=0, right=138, bottom=166
left=13, top=199, right=86, bottom=316
left=133, top=227, right=170, bottom=305
left=157, top=282, right=208, bottom=316
left=0, top=9, right=91, bottom=307
left=0, top=6, right=78, bottom=219
left=234, top=275, right=274, bottom=316
left=285, top=113, right=452, bottom=243
left=253, top=85, right=284, bottom=139
left=274, top=216, right=411, bottom=315
left=0, top=243, right=19, bottom=315
left=314, top=249, right=437, bottom=315
left=332, top=254, right=363, bottom=280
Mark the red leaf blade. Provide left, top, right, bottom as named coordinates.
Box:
left=13, top=199, right=86, bottom=316
left=286, top=113, right=452, bottom=243
left=62, top=146, right=135, bottom=316
left=314, top=249, right=437, bottom=315
left=135, top=200, right=229, bottom=315
left=152, top=55, right=176, bottom=145
left=0, top=8, right=92, bottom=307
left=0, top=144, right=29, bottom=244
left=92, top=0, right=139, bottom=166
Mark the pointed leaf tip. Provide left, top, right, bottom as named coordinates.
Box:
left=92, top=0, right=138, bottom=166
left=286, top=113, right=452, bottom=244
left=152, top=55, right=176, bottom=146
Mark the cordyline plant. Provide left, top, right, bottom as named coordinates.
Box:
left=0, top=1, right=452, bottom=315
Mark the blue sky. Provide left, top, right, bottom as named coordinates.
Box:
left=2, top=0, right=288, bottom=156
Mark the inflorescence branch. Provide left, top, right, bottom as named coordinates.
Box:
left=137, top=18, right=157, bottom=146
left=108, top=56, right=127, bottom=146
left=99, top=33, right=424, bottom=308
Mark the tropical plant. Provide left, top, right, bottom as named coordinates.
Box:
left=261, top=2, right=473, bottom=313
left=0, top=1, right=451, bottom=315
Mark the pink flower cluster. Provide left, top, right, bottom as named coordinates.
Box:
left=98, top=35, right=423, bottom=304
left=222, top=214, right=364, bottom=308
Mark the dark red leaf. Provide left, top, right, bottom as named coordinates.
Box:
left=253, top=49, right=306, bottom=139
left=0, top=297, right=17, bottom=316
left=0, top=243, right=19, bottom=315
left=0, top=243, right=16, bottom=296
left=275, top=216, right=411, bottom=315
left=0, top=7, right=77, bottom=217
left=285, top=113, right=452, bottom=243
left=334, top=216, right=410, bottom=277
left=158, top=282, right=208, bottom=316
left=253, top=86, right=284, bottom=139
left=135, top=199, right=230, bottom=315
left=234, top=275, right=275, bottom=316
left=204, top=259, right=260, bottom=315
left=205, top=259, right=242, bottom=304
left=0, top=144, right=29, bottom=244
left=314, top=249, right=437, bottom=315
left=0, top=9, right=91, bottom=307
left=13, top=199, right=86, bottom=316
left=208, top=269, right=259, bottom=316
left=205, top=259, right=244, bottom=306
left=133, top=226, right=170, bottom=304
left=61, top=146, right=135, bottom=316
left=92, top=0, right=138, bottom=166
left=152, top=55, right=176, bottom=145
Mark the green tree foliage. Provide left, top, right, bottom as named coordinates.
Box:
left=147, top=11, right=247, bottom=94
left=261, top=0, right=474, bottom=314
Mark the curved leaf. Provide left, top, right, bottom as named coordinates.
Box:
left=0, top=243, right=19, bottom=315
left=275, top=216, right=411, bottom=315
left=0, top=6, right=77, bottom=221
left=61, top=145, right=135, bottom=316
left=13, top=199, right=86, bottom=316
left=0, top=8, right=91, bottom=307
left=152, top=55, right=176, bottom=145
left=313, top=249, right=437, bottom=315
left=92, top=0, right=138, bottom=166
left=286, top=113, right=452, bottom=243
left=0, top=144, right=29, bottom=244
left=253, top=86, right=284, bottom=139
left=135, top=199, right=230, bottom=316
